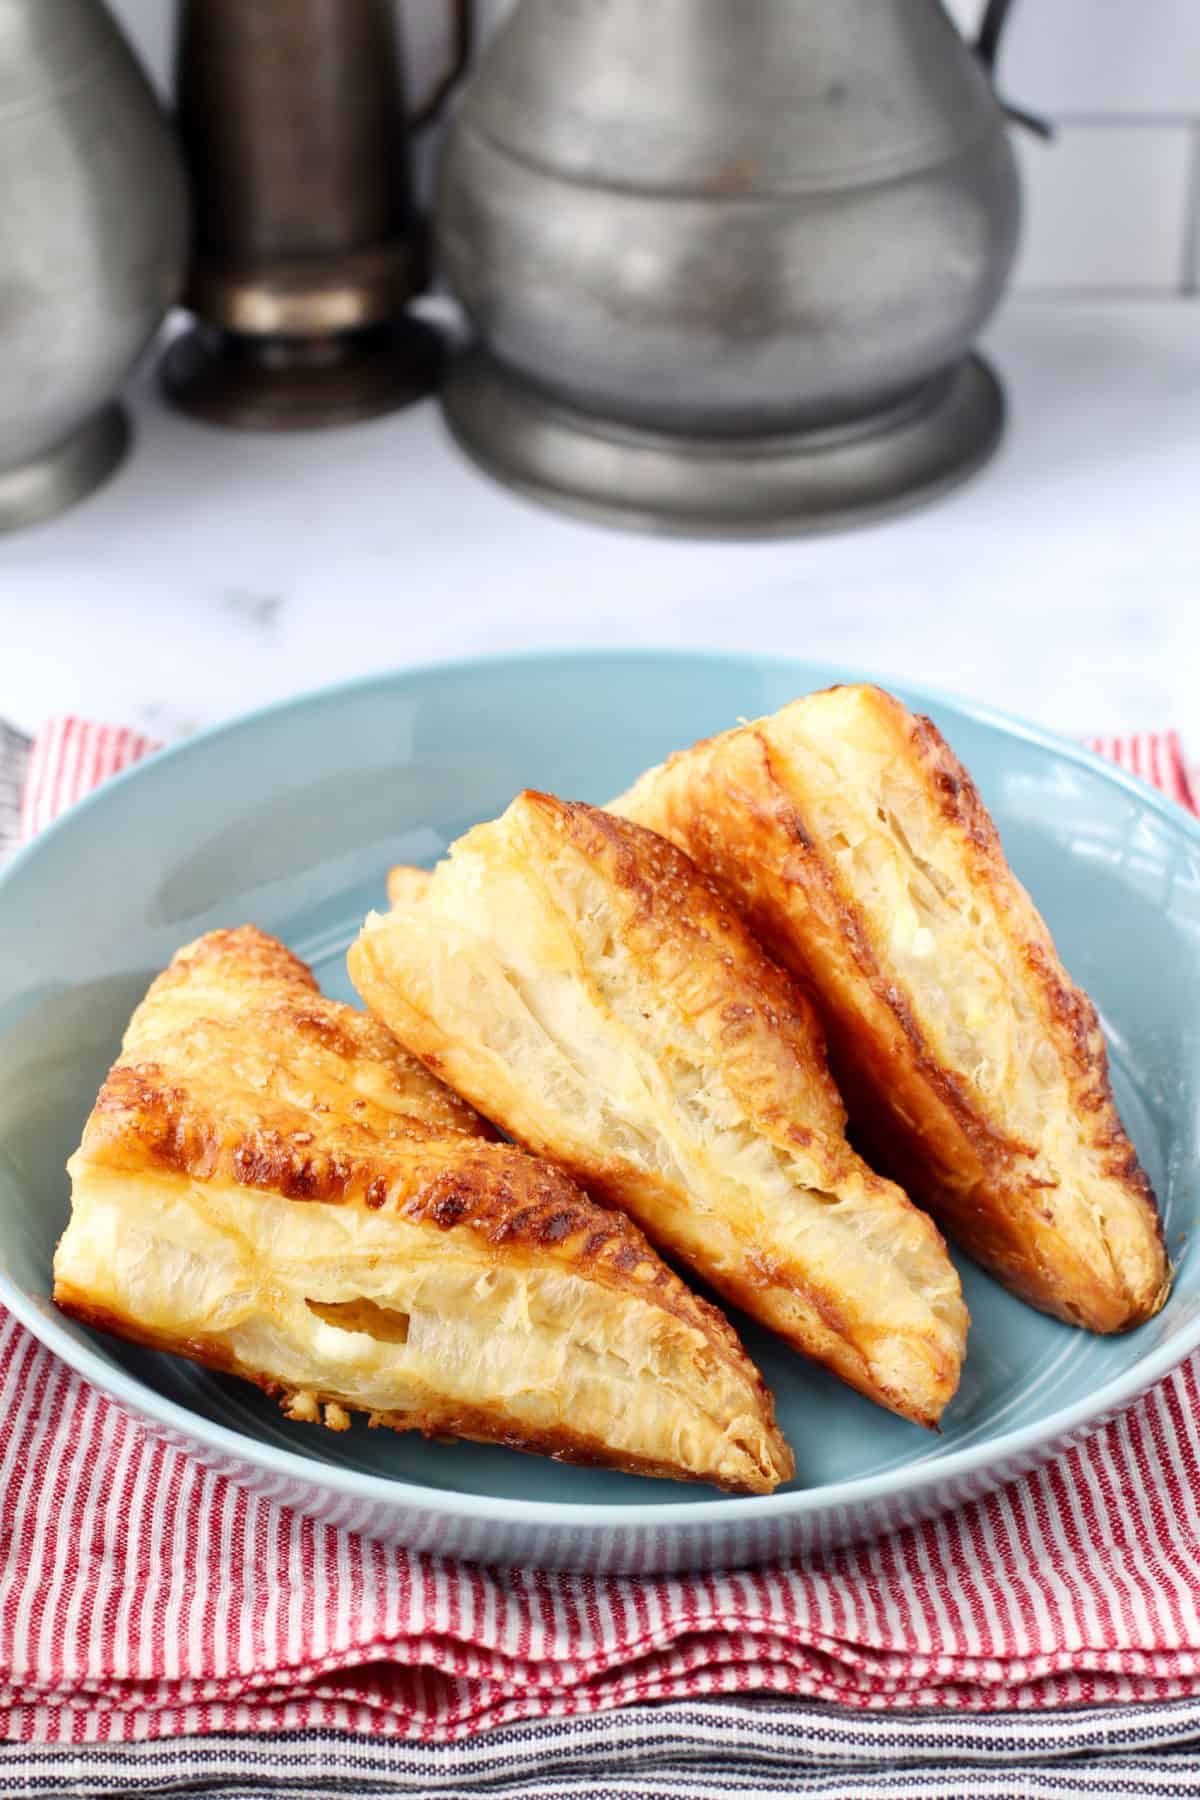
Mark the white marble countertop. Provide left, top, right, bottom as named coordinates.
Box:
left=2, top=297, right=1198, bottom=745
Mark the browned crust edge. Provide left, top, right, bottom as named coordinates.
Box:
left=73, top=928, right=792, bottom=1474
left=617, top=686, right=1169, bottom=1332
left=53, top=1287, right=785, bottom=1495
left=78, top=1060, right=778, bottom=1384
left=372, top=792, right=965, bottom=1427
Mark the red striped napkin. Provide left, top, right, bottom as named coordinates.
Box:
left=1, top=717, right=1198, bottom=1747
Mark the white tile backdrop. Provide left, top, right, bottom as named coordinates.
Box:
left=107, top=0, right=1200, bottom=296
left=946, top=0, right=1200, bottom=293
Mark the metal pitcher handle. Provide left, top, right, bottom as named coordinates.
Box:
left=974, top=0, right=1052, bottom=139
left=409, top=0, right=474, bottom=129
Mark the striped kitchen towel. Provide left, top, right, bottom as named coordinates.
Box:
left=15, top=717, right=157, bottom=841
left=9, top=1697, right=1200, bottom=1797
left=0, top=717, right=1198, bottom=1776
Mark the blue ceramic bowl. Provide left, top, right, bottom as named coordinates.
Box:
left=1, top=651, right=1197, bottom=1572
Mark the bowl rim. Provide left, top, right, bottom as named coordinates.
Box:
left=3, top=645, right=1197, bottom=1533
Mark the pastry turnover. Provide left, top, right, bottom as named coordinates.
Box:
left=613, top=684, right=1169, bottom=1332
left=53, top=926, right=792, bottom=1494
left=352, top=797, right=968, bottom=1428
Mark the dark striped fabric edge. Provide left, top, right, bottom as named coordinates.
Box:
left=5, top=1699, right=1200, bottom=1798
left=0, top=723, right=31, bottom=860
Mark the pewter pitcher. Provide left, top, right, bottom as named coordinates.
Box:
left=161, top=0, right=472, bottom=431
left=0, top=0, right=187, bottom=529
left=437, top=0, right=1026, bottom=534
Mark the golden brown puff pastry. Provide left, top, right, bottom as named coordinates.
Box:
left=387, top=865, right=433, bottom=910
left=350, top=797, right=967, bottom=1428
left=613, top=684, right=1170, bottom=1333
left=128, top=925, right=493, bottom=1141
left=53, top=926, right=792, bottom=1495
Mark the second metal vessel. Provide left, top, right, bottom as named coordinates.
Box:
left=437, top=0, right=1026, bottom=535
left=162, top=0, right=471, bottom=431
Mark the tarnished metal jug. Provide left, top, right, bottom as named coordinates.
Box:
left=161, top=0, right=471, bottom=430
left=438, top=0, right=1028, bottom=535
left=0, top=0, right=187, bottom=529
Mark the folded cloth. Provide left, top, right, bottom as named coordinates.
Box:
left=0, top=722, right=30, bottom=850
left=7, top=1695, right=1200, bottom=1799
left=0, top=717, right=1197, bottom=1756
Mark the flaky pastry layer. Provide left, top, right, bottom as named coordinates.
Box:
left=54, top=927, right=791, bottom=1494
left=352, top=797, right=967, bottom=1427
left=613, top=685, right=1169, bottom=1332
